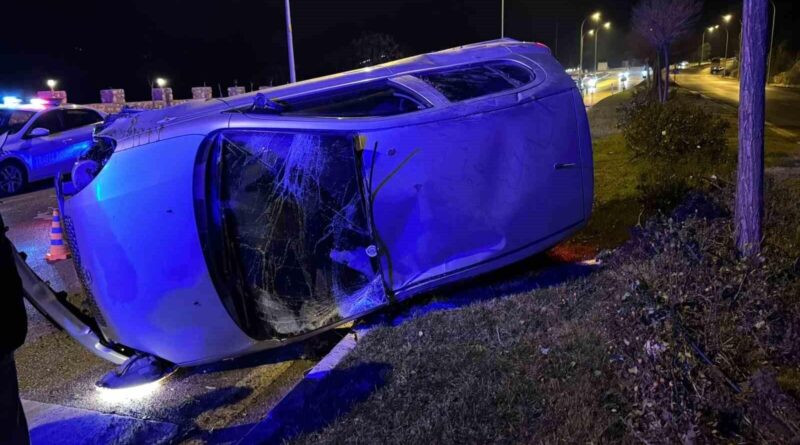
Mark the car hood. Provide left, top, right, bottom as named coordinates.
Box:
left=97, top=98, right=234, bottom=150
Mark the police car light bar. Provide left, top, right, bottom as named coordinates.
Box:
left=3, top=96, right=22, bottom=106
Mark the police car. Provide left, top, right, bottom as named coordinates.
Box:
left=0, top=97, right=105, bottom=196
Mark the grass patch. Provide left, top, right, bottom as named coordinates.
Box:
left=290, top=179, right=800, bottom=444
left=563, top=86, right=799, bottom=256
left=285, top=88, right=800, bottom=444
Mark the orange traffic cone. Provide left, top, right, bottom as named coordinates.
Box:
left=45, top=208, right=70, bottom=263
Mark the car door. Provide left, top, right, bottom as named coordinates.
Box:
left=21, top=109, right=67, bottom=180
left=54, top=108, right=103, bottom=175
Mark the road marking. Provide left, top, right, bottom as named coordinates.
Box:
left=765, top=122, right=798, bottom=139
left=35, top=209, right=56, bottom=221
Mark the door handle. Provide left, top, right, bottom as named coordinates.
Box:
left=554, top=163, right=578, bottom=170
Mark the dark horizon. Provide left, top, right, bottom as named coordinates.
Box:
left=1, top=0, right=796, bottom=103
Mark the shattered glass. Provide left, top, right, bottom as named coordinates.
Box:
left=215, top=131, right=386, bottom=337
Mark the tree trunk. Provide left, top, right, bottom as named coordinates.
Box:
left=735, top=0, right=768, bottom=257
left=662, top=45, right=671, bottom=102
left=655, top=51, right=662, bottom=99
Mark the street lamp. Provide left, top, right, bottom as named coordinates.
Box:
left=579, top=11, right=601, bottom=73
left=594, top=22, right=611, bottom=73
left=722, top=15, right=732, bottom=74
left=700, top=26, right=716, bottom=65
left=155, top=77, right=167, bottom=88
left=46, top=79, right=57, bottom=93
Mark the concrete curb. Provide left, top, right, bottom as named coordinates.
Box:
left=237, top=328, right=370, bottom=444
left=23, top=399, right=178, bottom=445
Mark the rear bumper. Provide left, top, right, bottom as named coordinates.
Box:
left=12, top=242, right=128, bottom=365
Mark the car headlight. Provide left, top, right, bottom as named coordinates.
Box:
left=72, top=136, right=116, bottom=192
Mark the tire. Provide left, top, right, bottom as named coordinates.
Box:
left=0, top=161, right=27, bottom=197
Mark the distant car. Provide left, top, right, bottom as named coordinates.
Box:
left=583, top=75, right=598, bottom=92
left=15, top=39, right=594, bottom=369
left=679, top=61, right=689, bottom=69
left=0, top=101, right=105, bottom=195
left=710, top=57, right=723, bottom=74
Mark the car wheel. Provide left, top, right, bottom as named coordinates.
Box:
left=0, top=161, right=27, bottom=196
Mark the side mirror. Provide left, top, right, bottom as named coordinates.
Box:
left=28, top=127, right=51, bottom=138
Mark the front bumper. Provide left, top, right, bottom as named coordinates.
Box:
left=12, top=243, right=128, bottom=365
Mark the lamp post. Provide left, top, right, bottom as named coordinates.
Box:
left=594, top=22, right=611, bottom=73
left=284, top=0, right=296, bottom=83
left=579, top=11, right=601, bottom=73
left=46, top=79, right=57, bottom=93
left=723, top=14, right=732, bottom=71
left=700, top=26, right=715, bottom=65
left=501, top=0, right=505, bottom=38
left=766, top=0, right=776, bottom=84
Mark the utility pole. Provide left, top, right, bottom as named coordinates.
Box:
left=284, top=0, right=296, bottom=83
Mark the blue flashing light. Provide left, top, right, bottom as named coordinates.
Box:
left=3, top=96, right=22, bottom=106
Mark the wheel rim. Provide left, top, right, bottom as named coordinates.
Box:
left=0, top=165, right=23, bottom=194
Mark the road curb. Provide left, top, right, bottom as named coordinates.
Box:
left=23, top=398, right=178, bottom=444
left=237, top=327, right=370, bottom=444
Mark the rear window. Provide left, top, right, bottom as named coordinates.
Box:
left=415, top=61, right=535, bottom=102
left=250, top=83, right=428, bottom=118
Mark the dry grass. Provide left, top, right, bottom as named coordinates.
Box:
left=284, top=89, right=800, bottom=444
left=289, top=178, right=800, bottom=444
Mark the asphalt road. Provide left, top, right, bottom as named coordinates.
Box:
left=582, top=69, right=646, bottom=108
left=1, top=185, right=336, bottom=444
left=676, top=67, right=800, bottom=138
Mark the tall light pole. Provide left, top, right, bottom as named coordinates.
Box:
left=500, top=0, right=505, bottom=38
left=284, top=0, right=296, bottom=83
left=700, top=26, right=716, bottom=65
left=723, top=14, right=732, bottom=70
left=579, top=12, right=601, bottom=73
left=766, top=0, right=776, bottom=84
left=594, top=22, right=611, bottom=73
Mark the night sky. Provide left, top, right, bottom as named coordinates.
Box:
left=1, top=0, right=796, bottom=103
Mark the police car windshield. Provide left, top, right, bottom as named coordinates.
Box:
left=0, top=109, right=36, bottom=135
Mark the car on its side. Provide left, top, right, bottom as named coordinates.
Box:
left=0, top=101, right=105, bottom=195
left=15, top=38, right=594, bottom=371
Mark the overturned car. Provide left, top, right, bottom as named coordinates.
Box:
left=17, top=39, right=593, bottom=368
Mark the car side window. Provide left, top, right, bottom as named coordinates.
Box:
left=250, top=83, right=429, bottom=118
left=27, top=110, right=63, bottom=135
left=61, top=109, right=103, bottom=130
left=415, top=61, right=535, bottom=102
